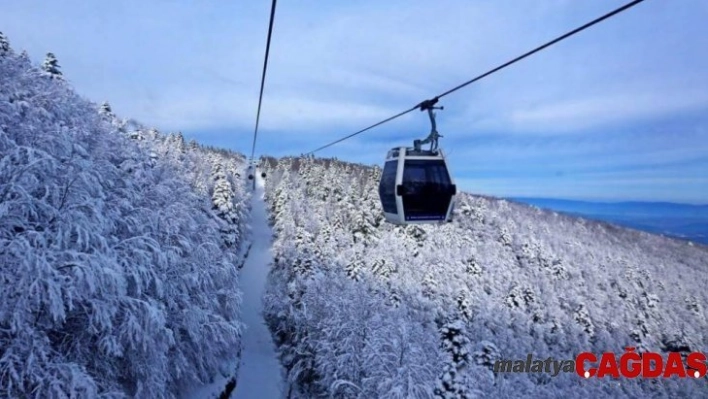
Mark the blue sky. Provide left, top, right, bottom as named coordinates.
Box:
left=2, top=0, right=707, bottom=203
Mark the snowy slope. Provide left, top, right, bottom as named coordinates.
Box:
left=184, top=174, right=284, bottom=399
left=0, top=37, right=249, bottom=398
left=260, top=156, right=708, bottom=398
left=232, top=173, right=285, bottom=398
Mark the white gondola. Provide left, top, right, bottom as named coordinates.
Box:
left=378, top=98, right=457, bottom=225
left=247, top=160, right=257, bottom=180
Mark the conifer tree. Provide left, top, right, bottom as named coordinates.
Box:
left=42, top=52, right=63, bottom=78
left=99, top=101, right=113, bottom=116
left=0, top=31, right=10, bottom=55
left=434, top=320, right=473, bottom=398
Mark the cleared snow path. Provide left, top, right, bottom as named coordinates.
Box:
left=231, top=175, right=285, bottom=399
left=183, top=175, right=284, bottom=399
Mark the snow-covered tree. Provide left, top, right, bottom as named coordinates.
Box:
left=42, top=52, right=63, bottom=78
left=188, top=139, right=199, bottom=151
left=434, top=320, right=473, bottom=399
left=0, top=31, right=10, bottom=55
left=0, top=47, right=250, bottom=398
left=258, top=153, right=708, bottom=398
left=99, top=100, right=113, bottom=116
left=176, top=131, right=186, bottom=152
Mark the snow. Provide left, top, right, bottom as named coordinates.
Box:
left=1, top=43, right=248, bottom=398
left=260, top=157, right=708, bottom=398
left=232, top=173, right=285, bottom=399
left=183, top=357, right=240, bottom=399
left=184, top=173, right=283, bottom=399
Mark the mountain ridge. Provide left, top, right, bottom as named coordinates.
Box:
left=509, top=196, right=708, bottom=245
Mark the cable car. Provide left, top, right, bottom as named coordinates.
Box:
left=247, top=160, right=265, bottom=180
left=247, top=160, right=257, bottom=180
left=378, top=98, right=457, bottom=225
left=379, top=147, right=456, bottom=224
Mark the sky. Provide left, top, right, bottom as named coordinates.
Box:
left=2, top=0, right=707, bottom=203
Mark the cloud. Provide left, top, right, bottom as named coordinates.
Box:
left=462, top=86, right=708, bottom=134
left=129, top=88, right=399, bottom=133
left=446, top=125, right=708, bottom=173
left=2, top=0, right=707, bottom=202
left=7, top=0, right=706, bottom=138
left=455, top=175, right=708, bottom=203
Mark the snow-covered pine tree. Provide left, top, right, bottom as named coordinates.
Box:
left=345, top=260, right=363, bottom=281
left=370, top=258, right=392, bottom=279
left=423, top=272, right=439, bottom=299
left=472, top=341, right=500, bottom=372
left=211, top=162, right=240, bottom=247
left=18, top=49, right=31, bottom=66
left=434, top=320, right=473, bottom=399
left=464, top=257, right=482, bottom=276
left=188, top=139, right=199, bottom=151
left=176, top=132, right=186, bottom=153
left=456, top=292, right=473, bottom=322
left=42, top=52, right=63, bottom=78
left=0, top=31, right=10, bottom=55
left=99, top=101, right=113, bottom=116
left=352, top=210, right=375, bottom=244
left=292, top=251, right=314, bottom=276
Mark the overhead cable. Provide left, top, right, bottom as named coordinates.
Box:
left=250, top=0, right=278, bottom=161
left=306, top=0, right=647, bottom=155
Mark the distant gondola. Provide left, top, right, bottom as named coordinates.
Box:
left=247, top=162, right=256, bottom=180
left=378, top=98, right=456, bottom=225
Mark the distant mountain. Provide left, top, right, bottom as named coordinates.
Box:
left=509, top=197, right=708, bottom=245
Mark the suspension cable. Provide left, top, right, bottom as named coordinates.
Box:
left=305, top=0, right=646, bottom=155
left=250, top=0, right=277, bottom=162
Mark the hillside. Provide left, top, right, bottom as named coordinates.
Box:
left=0, top=39, right=250, bottom=397
left=260, top=156, right=708, bottom=398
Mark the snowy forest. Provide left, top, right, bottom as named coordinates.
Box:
left=1, top=35, right=251, bottom=398
left=2, top=32, right=708, bottom=398
left=259, top=157, right=708, bottom=398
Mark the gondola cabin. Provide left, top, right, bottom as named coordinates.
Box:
left=378, top=146, right=456, bottom=225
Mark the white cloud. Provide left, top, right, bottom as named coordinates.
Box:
left=493, top=88, right=708, bottom=133
left=128, top=87, right=399, bottom=133
left=5, top=0, right=707, bottom=138
left=3, top=0, right=708, bottom=202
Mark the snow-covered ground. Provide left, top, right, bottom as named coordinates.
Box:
left=184, top=173, right=284, bottom=399
left=232, top=174, right=285, bottom=399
